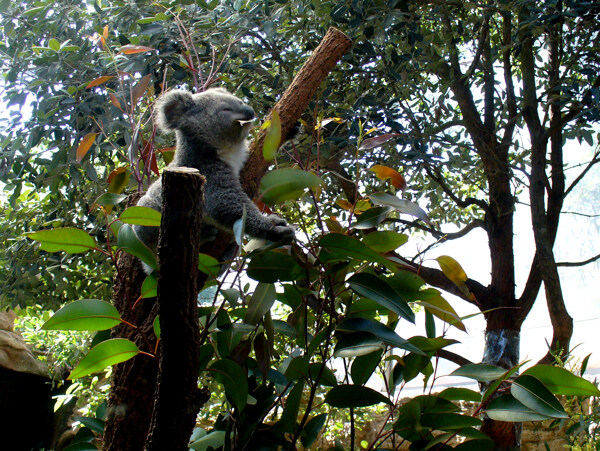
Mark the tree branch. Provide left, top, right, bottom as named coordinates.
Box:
left=557, top=253, right=600, bottom=267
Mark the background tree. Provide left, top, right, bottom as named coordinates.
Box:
left=2, top=0, right=599, bottom=449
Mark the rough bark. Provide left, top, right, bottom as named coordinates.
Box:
left=241, top=27, right=352, bottom=196
left=103, top=194, right=159, bottom=451
left=145, top=168, right=209, bottom=451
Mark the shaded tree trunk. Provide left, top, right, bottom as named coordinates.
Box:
left=145, top=168, right=210, bottom=450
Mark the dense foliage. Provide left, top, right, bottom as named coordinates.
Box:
left=2, top=0, right=599, bottom=449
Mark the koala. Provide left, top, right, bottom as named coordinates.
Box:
left=134, top=88, right=295, bottom=262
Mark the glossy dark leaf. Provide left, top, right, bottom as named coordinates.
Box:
left=208, top=359, right=248, bottom=411
left=246, top=250, right=303, bottom=282
left=511, top=375, right=569, bottom=418
left=324, top=384, right=392, bottom=408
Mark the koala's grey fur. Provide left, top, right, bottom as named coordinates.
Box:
left=134, top=88, right=295, bottom=256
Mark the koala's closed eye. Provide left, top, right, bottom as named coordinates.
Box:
left=134, top=87, right=295, bottom=273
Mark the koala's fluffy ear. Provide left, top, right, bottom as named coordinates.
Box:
left=154, top=90, right=193, bottom=133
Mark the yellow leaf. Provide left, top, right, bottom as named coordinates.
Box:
left=262, top=110, right=281, bottom=162
left=102, top=25, right=109, bottom=40
left=76, top=133, right=98, bottom=163
left=370, top=165, right=407, bottom=190
left=87, top=75, right=113, bottom=89
left=336, top=199, right=353, bottom=211
left=436, top=256, right=473, bottom=300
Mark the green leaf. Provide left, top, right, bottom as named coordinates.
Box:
left=259, top=168, right=323, bottom=204
left=48, top=38, right=61, bottom=51
left=484, top=394, right=554, bottom=422
left=351, top=349, right=383, bottom=385
left=246, top=251, right=303, bottom=282
left=262, top=109, right=281, bottom=161
left=523, top=365, right=600, bottom=397
left=351, top=206, right=392, bottom=229
left=119, top=206, right=161, bottom=226
left=511, top=375, right=568, bottom=419
left=74, top=416, right=105, bottom=434
left=277, top=380, right=305, bottom=432
left=308, top=363, right=338, bottom=386
left=450, top=364, right=507, bottom=382
left=334, top=331, right=384, bottom=358
left=369, top=192, right=430, bottom=224
left=197, top=253, right=220, bottom=278
left=153, top=315, right=160, bottom=339
left=94, top=193, right=127, bottom=207
left=301, top=413, right=327, bottom=448
left=319, top=233, right=396, bottom=271
left=284, top=356, right=309, bottom=381
left=421, top=412, right=482, bottom=430
left=438, top=387, right=481, bottom=402
left=362, top=230, right=408, bottom=253
left=208, top=359, right=248, bottom=411
left=198, top=344, right=214, bottom=374
left=189, top=431, right=226, bottom=451
left=324, top=385, right=392, bottom=408
left=336, top=317, right=425, bottom=354
left=348, top=273, right=415, bottom=323
left=42, top=299, right=121, bottom=331
left=69, top=339, right=140, bottom=379
left=244, top=282, right=277, bottom=325
left=407, top=336, right=458, bottom=353
left=27, top=227, right=96, bottom=254
left=141, top=272, right=157, bottom=299
left=117, top=224, right=157, bottom=269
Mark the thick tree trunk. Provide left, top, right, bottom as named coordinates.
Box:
left=480, top=329, right=521, bottom=450
left=103, top=195, right=159, bottom=451
left=145, top=168, right=209, bottom=450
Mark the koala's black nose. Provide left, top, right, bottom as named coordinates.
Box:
left=242, top=105, right=255, bottom=121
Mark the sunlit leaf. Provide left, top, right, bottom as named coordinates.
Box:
left=370, top=165, right=407, bottom=190
left=523, top=365, right=600, bottom=397
left=69, top=339, right=140, bottom=379
left=511, top=375, right=568, bottom=419
left=42, top=299, right=121, bottom=331
left=119, top=206, right=161, bottom=226
left=189, top=431, right=226, bottom=451
left=197, top=253, right=221, bottom=278
left=27, top=227, right=96, bottom=254
left=118, top=45, right=155, bottom=54
left=94, top=193, right=127, bottom=207
left=263, top=109, right=281, bottom=161
left=86, top=76, right=113, bottom=89
left=76, top=132, right=98, bottom=163
left=259, top=168, right=323, bottom=204
left=370, top=192, right=431, bottom=224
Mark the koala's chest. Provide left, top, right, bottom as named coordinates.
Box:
left=216, top=142, right=249, bottom=175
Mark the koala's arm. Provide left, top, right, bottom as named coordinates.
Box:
left=203, top=162, right=294, bottom=242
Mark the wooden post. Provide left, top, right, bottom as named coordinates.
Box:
left=145, top=167, right=208, bottom=451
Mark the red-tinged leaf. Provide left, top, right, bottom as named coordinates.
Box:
left=132, top=74, right=151, bottom=107
left=102, top=25, right=108, bottom=40
left=253, top=198, right=274, bottom=215
left=86, top=76, right=113, bottom=89
left=76, top=133, right=98, bottom=163
left=119, top=45, right=155, bottom=54
left=359, top=133, right=401, bottom=150
left=107, top=167, right=130, bottom=194
left=109, top=93, right=122, bottom=111
left=99, top=35, right=106, bottom=50
left=156, top=146, right=176, bottom=165
left=370, top=165, right=407, bottom=190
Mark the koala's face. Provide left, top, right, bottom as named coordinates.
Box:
left=155, top=88, right=255, bottom=149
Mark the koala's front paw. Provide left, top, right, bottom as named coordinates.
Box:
left=267, top=214, right=289, bottom=227
left=267, top=224, right=296, bottom=242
